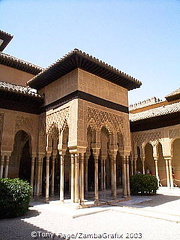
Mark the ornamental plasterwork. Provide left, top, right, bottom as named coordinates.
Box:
left=132, top=131, right=161, bottom=146
left=169, top=128, right=180, bottom=139
left=46, top=107, right=70, bottom=135
left=87, top=107, right=124, bottom=133
left=15, top=116, right=33, bottom=133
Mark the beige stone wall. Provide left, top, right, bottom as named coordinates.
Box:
left=39, top=69, right=78, bottom=106
left=38, top=68, right=128, bottom=108
left=0, top=108, right=39, bottom=153
left=0, top=65, right=35, bottom=86
left=78, top=69, right=128, bottom=107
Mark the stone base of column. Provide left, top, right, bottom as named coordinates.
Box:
left=94, top=199, right=100, bottom=205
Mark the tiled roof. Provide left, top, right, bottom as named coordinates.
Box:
left=165, top=88, right=180, bottom=102
left=0, top=52, right=43, bottom=75
left=0, top=30, right=13, bottom=52
left=28, top=48, right=142, bottom=90
left=0, top=81, right=42, bottom=98
left=130, top=102, right=180, bottom=122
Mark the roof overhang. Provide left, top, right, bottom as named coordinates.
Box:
left=0, top=30, right=13, bottom=52
left=27, top=49, right=142, bottom=91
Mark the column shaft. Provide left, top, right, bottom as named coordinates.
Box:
left=51, top=157, right=55, bottom=196
left=168, top=158, right=174, bottom=188
left=46, top=157, right=50, bottom=202
left=101, top=158, right=104, bottom=190
left=30, top=157, right=35, bottom=194
left=165, top=159, right=170, bottom=188
left=126, top=157, right=130, bottom=196
left=71, top=154, right=75, bottom=202
left=60, top=155, right=64, bottom=202
left=0, top=155, right=5, bottom=178
left=4, top=156, right=10, bottom=178
left=74, top=154, right=79, bottom=203
left=122, top=156, right=127, bottom=197
left=80, top=153, right=85, bottom=204
left=94, top=156, right=99, bottom=204
left=85, top=157, right=88, bottom=192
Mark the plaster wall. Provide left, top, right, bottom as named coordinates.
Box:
left=0, top=65, right=35, bottom=86
left=78, top=69, right=128, bottom=107
left=39, top=69, right=78, bottom=106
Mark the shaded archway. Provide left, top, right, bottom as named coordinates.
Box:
left=145, top=143, right=155, bottom=175
left=9, top=130, right=31, bottom=182
left=172, top=138, right=180, bottom=187
left=136, top=146, right=143, bottom=173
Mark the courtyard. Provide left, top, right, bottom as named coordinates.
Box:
left=0, top=187, right=179, bottom=240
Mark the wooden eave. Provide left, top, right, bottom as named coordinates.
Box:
left=0, top=53, right=43, bottom=75
left=27, top=49, right=142, bottom=90
left=0, top=30, right=13, bottom=52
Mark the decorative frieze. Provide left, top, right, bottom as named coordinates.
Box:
left=46, top=107, right=70, bottom=134
left=87, top=107, right=124, bottom=132
left=15, top=116, right=33, bottom=133
left=132, top=131, right=161, bottom=146
left=0, top=113, right=4, bottom=148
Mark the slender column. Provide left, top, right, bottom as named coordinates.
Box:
left=130, top=158, right=134, bottom=176
left=126, top=157, right=130, bottom=196
left=103, top=158, right=106, bottom=190
left=46, top=156, right=50, bottom=202
left=85, top=155, right=88, bottom=193
left=80, top=153, right=85, bottom=204
left=51, top=156, right=55, bottom=196
left=110, top=154, right=117, bottom=198
left=122, top=156, right=127, bottom=197
left=71, top=154, right=75, bottom=202
left=165, top=158, right=170, bottom=188
left=142, top=157, right=145, bottom=174
left=74, top=154, right=80, bottom=203
left=36, top=157, right=43, bottom=196
left=60, top=155, right=65, bottom=203
left=39, top=159, right=43, bottom=195
left=0, top=155, right=5, bottom=178
left=94, top=155, right=99, bottom=204
left=168, top=158, right=174, bottom=188
left=101, top=158, right=104, bottom=190
left=30, top=156, right=35, bottom=193
left=134, top=156, right=137, bottom=174
left=4, top=155, right=10, bottom=178
left=154, top=158, right=159, bottom=181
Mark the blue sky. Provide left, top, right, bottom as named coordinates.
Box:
left=0, top=0, right=180, bottom=104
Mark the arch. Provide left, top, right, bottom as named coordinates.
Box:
left=144, top=143, right=155, bottom=175
left=9, top=130, right=32, bottom=182
left=136, top=146, right=143, bottom=173
left=171, top=138, right=180, bottom=187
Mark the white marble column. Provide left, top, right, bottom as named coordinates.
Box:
left=126, top=156, right=130, bottom=197
left=74, top=154, right=80, bottom=203
left=168, top=158, right=174, bottom=188
left=30, top=156, right=35, bottom=193
left=165, top=158, right=170, bottom=188
left=80, top=153, right=85, bottom=204
left=122, top=156, right=127, bottom=197
left=51, top=156, right=55, bottom=196
left=4, top=155, right=10, bottom=178
left=0, top=155, right=5, bottom=178
left=101, top=158, right=104, bottom=190
left=60, top=155, right=65, bottom=203
left=94, top=155, right=99, bottom=204
left=71, top=154, right=75, bottom=202
left=154, top=158, right=159, bottom=181
left=110, top=154, right=117, bottom=198
left=46, top=155, right=50, bottom=202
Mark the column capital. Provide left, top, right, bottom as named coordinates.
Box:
left=1, top=151, right=11, bottom=157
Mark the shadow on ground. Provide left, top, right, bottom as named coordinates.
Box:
left=0, top=208, right=64, bottom=240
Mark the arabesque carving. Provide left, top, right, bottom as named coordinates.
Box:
left=87, top=107, right=124, bottom=133
left=15, top=116, right=33, bottom=133
left=46, top=107, right=70, bottom=134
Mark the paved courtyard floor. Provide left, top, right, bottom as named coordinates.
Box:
left=0, top=187, right=180, bottom=240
